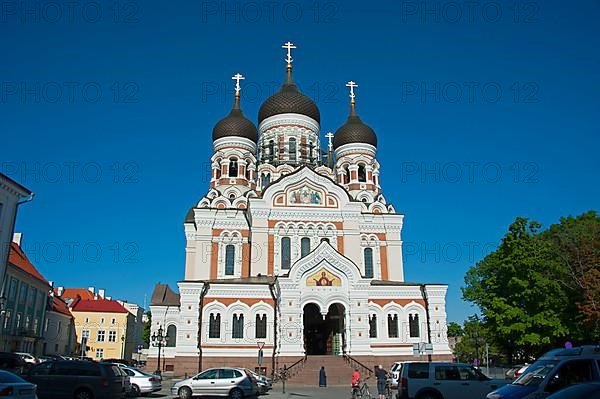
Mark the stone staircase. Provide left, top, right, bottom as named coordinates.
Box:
left=286, top=355, right=356, bottom=386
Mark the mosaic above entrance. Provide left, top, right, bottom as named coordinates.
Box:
left=306, top=268, right=341, bottom=287
left=288, top=185, right=323, bottom=206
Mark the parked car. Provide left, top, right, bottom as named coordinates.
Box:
left=0, top=370, right=37, bottom=399
left=247, top=369, right=272, bottom=394
left=546, top=382, right=600, bottom=399
left=390, top=361, right=404, bottom=388
left=398, top=361, right=507, bottom=399
left=171, top=367, right=259, bottom=399
left=120, top=366, right=161, bottom=396
left=15, top=354, right=37, bottom=366
left=505, top=365, right=530, bottom=380
left=487, top=345, right=600, bottom=399
left=24, top=360, right=129, bottom=399
left=0, top=353, right=27, bottom=374
left=37, top=355, right=65, bottom=363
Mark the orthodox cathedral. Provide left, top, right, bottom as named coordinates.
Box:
left=149, top=43, right=451, bottom=376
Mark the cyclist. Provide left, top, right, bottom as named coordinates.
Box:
left=351, top=368, right=360, bottom=398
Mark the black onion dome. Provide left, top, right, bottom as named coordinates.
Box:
left=333, top=103, right=377, bottom=149
left=212, top=96, right=259, bottom=142
left=258, top=68, right=320, bottom=124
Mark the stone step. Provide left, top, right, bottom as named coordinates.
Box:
left=286, top=355, right=356, bottom=386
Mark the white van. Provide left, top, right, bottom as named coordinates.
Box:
left=390, top=361, right=404, bottom=388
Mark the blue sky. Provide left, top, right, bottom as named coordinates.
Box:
left=2, top=0, right=599, bottom=323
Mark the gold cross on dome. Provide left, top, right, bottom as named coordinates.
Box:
left=325, top=132, right=334, bottom=151
left=282, top=41, right=296, bottom=66
left=232, top=73, right=245, bottom=96
left=346, top=81, right=358, bottom=102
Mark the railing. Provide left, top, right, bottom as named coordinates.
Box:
left=343, top=354, right=374, bottom=378
left=272, top=355, right=307, bottom=383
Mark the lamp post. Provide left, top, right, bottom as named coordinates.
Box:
left=120, top=334, right=125, bottom=360
left=151, top=326, right=167, bottom=375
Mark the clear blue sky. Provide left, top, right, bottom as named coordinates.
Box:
left=2, top=0, right=599, bottom=323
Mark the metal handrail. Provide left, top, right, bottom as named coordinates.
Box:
left=344, top=353, right=374, bottom=377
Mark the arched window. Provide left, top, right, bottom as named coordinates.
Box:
left=409, top=314, right=420, bottom=338
left=216, top=160, right=222, bottom=179
left=255, top=314, right=267, bottom=339
left=245, top=163, right=251, bottom=179
left=358, top=164, right=366, bottom=182
left=388, top=314, right=399, bottom=338
left=289, top=138, right=297, bottom=162
left=166, top=325, right=177, bottom=347
left=229, top=158, right=238, bottom=177
left=364, top=248, right=374, bottom=278
left=261, top=173, right=271, bottom=189
left=209, top=313, right=221, bottom=338
left=369, top=315, right=377, bottom=338
left=268, top=140, right=275, bottom=162
left=281, top=237, right=291, bottom=269
left=232, top=314, right=244, bottom=339
left=301, top=238, right=311, bottom=258
left=344, top=166, right=350, bottom=184
left=225, top=245, right=235, bottom=276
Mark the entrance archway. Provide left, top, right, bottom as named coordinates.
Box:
left=303, top=303, right=346, bottom=355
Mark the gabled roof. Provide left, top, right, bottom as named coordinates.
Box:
left=8, top=242, right=49, bottom=285
left=71, top=298, right=129, bottom=314
left=48, top=295, right=72, bottom=317
left=150, top=284, right=180, bottom=306
left=55, top=288, right=95, bottom=302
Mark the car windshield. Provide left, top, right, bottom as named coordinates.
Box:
left=0, top=372, right=26, bottom=383
left=513, top=360, right=556, bottom=387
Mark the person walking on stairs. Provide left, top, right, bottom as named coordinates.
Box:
left=319, top=366, right=327, bottom=387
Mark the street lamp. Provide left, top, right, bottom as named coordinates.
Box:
left=120, top=334, right=125, bottom=360
left=151, top=326, right=168, bottom=375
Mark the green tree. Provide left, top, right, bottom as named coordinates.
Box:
left=142, top=311, right=151, bottom=347
left=453, top=316, right=485, bottom=364
left=463, top=217, right=570, bottom=362
left=447, top=321, right=464, bottom=337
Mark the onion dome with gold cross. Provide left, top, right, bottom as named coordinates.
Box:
left=333, top=81, right=377, bottom=150
left=212, top=73, right=259, bottom=142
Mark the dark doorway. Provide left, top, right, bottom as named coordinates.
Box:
left=303, top=303, right=345, bottom=355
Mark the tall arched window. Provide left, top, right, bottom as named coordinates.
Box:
left=358, top=164, right=366, bottom=182
left=281, top=237, right=291, bottom=269
left=225, top=245, right=235, bottom=276
left=289, top=138, right=297, bottom=162
left=301, top=238, right=311, bottom=258
left=344, top=166, right=350, bottom=184
left=261, top=173, right=271, bottom=188
left=388, top=314, right=399, bottom=338
left=232, top=314, right=244, bottom=339
left=166, top=325, right=177, bottom=347
left=245, top=162, right=251, bottom=179
left=209, top=313, right=221, bottom=338
left=409, top=314, right=420, bottom=338
left=229, top=158, right=238, bottom=177
left=215, top=159, right=222, bottom=179
left=364, top=248, right=374, bottom=278
left=255, top=314, right=267, bottom=339
left=369, top=314, right=377, bottom=338
left=268, top=140, right=275, bottom=162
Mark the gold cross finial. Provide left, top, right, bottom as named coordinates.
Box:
left=346, top=81, right=358, bottom=103
left=232, top=73, right=245, bottom=96
left=282, top=41, right=296, bottom=67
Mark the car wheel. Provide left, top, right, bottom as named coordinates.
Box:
left=229, top=388, right=244, bottom=399
left=178, top=386, right=192, bottom=399
left=416, top=392, right=442, bottom=399
left=130, top=384, right=141, bottom=397
left=74, top=388, right=94, bottom=399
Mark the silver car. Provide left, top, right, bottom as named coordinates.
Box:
left=121, top=366, right=161, bottom=396
left=171, top=367, right=258, bottom=399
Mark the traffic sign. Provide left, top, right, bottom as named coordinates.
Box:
left=258, top=349, right=264, bottom=366
left=257, top=341, right=265, bottom=350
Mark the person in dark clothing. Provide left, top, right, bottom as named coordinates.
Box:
left=375, top=365, right=388, bottom=399
left=319, top=366, right=327, bottom=387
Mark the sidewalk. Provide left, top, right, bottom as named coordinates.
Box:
left=263, top=385, right=350, bottom=399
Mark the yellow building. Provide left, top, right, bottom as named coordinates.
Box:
left=70, top=296, right=136, bottom=360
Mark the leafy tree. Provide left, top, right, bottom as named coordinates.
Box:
left=447, top=321, right=464, bottom=337
left=453, top=316, right=485, bottom=364
left=463, top=217, right=570, bottom=362
left=142, top=311, right=151, bottom=347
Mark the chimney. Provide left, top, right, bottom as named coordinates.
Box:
left=88, top=286, right=95, bottom=294
left=106, top=296, right=112, bottom=300
left=48, top=281, right=54, bottom=288
left=98, top=289, right=105, bottom=299
left=12, top=233, right=23, bottom=246
left=57, top=286, right=64, bottom=297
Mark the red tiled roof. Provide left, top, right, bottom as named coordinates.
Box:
left=49, top=295, right=72, bottom=317
left=55, top=288, right=95, bottom=301
left=72, top=298, right=129, bottom=314
left=8, top=242, right=49, bottom=285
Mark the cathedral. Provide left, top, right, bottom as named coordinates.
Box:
left=149, top=43, right=451, bottom=376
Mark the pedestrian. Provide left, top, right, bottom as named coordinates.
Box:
left=319, top=366, right=327, bottom=387
left=375, top=364, right=387, bottom=399
left=351, top=368, right=360, bottom=398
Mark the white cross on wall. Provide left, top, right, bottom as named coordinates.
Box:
left=282, top=41, right=296, bottom=65
left=346, top=80, right=358, bottom=101
left=232, top=73, right=245, bottom=96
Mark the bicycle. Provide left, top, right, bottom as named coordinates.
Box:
left=384, top=378, right=393, bottom=399
left=351, top=377, right=371, bottom=399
